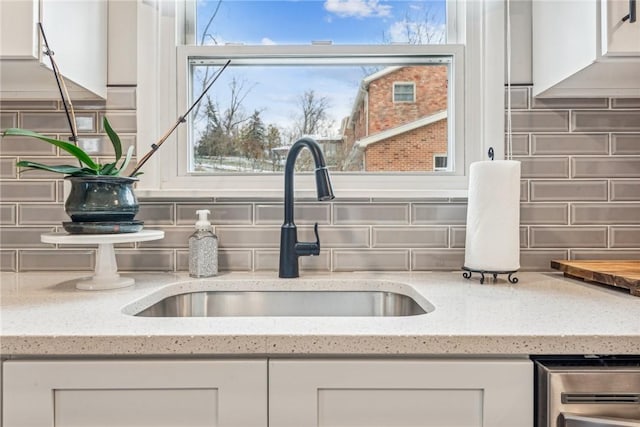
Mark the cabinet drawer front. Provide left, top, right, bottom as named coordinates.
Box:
left=3, top=359, right=267, bottom=427
left=269, top=358, right=533, bottom=427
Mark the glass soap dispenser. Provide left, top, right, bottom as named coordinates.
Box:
left=189, top=209, right=218, bottom=278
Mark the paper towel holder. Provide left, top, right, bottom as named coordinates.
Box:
left=462, top=267, right=518, bottom=285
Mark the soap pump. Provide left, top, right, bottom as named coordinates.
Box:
left=189, top=209, right=218, bottom=278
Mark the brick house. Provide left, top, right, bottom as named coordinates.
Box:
left=342, top=65, right=449, bottom=172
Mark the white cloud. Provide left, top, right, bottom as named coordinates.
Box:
left=324, top=0, right=392, bottom=18
left=261, top=38, right=277, bottom=45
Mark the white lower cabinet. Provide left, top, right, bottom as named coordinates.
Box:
left=2, top=359, right=267, bottom=427
left=269, top=358, right=533, bottom=427
left=3, top=357, right=532, bottom=427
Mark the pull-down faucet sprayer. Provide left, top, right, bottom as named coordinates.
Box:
left=279, top=137, right=335, bottom=278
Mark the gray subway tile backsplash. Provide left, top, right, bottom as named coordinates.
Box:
left=114, top=250, right=175, bottom=271
left=19, top=250, right=94, bottom=271
left=520, top=203, right=569, bottom=225
left=520, top=250, right=569, bottom=271
left=18, top=204, right=67, bottom=225
left=530, top=226, right=608, bottom=248
left=611, top=134, right=640, bottom=155
left=333, top=249, right=410, bottom=271
left=298, top=226, right=370, bottom=248
left=2, top=87, right=638, bottom=273
left=531, top=134, right=609, bottom=155
left=0, top=100, right=58, bottom=110
left=177, top=249, right=253, bottom=271
left=372, top=226, right=448, bottom=248
left=610, top=227, right=640, bottom=248
left=610, top=180, right=640, bottom=201
left=510, top=110, right=569, bottom=132
left=105, top=87, right=137, bottom=110
left=176, top=204, right=253, bottom=225
left=571, top=203, right=640, bottom=225
left=20, top=112, right=96, bottom=133
left=0, top=204, right=16, bottom=225
left=506, top=87, right=529, bottom=109
left=572, top=111, right=640, bottom=132
left=530, top=180, right=608, bottom=201
left=518, top=157, right=570, bottom=179
left=255, top=250, right=330, bottom=271
left=334, top=203, right=410, bottom=225
left=571, top=249, right=640, bottom=260
left=255, top=203, right=330, bottom=225
left=137, top=203, right=175, bottom=225
left=0, top=158, right=16, bottom=179
left=216, top=226, right=280, bottom=248
left=532, top=97, right=608, bottom=109
left=0, top=112, right=18, bottom=128
left=411, top=249, right=465, bottom=271
left=0, top=250, right=17, bottom=271
left=0, top=227, right=56, bottom=248
left=412, top=203, right=467, bottom=225
left=612, top=98, right=640, bottom=108
left=1, top=135, right=58, bottom=156
left=98, top=112, right=137, bottom=133
left=572, top=157, right=640, bottom=178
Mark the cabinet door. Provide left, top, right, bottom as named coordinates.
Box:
left=3, top=359, right=267, bottom=427
left=603, top=0, right=640, bottom=55
left=270, top=358, right=532, bottom=427
left=0, top=0, right=38, bottom=59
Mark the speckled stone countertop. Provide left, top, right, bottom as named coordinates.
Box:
left=1, top=271, right=638, bottom=356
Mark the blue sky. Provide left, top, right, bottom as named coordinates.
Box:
left=196, top=0, right=446, bottom=45
left=192, top=1, right=447, bottom=140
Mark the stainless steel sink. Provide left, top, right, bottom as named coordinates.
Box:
left=134, top=290, right=428, bottom=317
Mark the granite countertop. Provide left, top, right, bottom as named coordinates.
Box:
left=1, top=271, right=639, bottom=357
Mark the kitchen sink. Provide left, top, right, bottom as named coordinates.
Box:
left=134, top=290, right=429, bottom=317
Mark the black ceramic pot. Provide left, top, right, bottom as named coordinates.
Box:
left=65, top=176, right=139, bottom=223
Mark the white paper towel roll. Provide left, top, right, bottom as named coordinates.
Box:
left=464, top=160, right=521, bottom=271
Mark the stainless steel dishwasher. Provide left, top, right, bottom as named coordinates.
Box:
left=535, top=356, right=640, bottom=427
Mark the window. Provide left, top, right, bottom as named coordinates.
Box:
left=184, top=54, right=456, bottom=175
left=136, top=1, right=506, bottom=198
left=393, top=83, right=416, bottom=103
left=433, top=154, right=448, bottom=171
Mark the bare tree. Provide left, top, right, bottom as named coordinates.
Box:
left=382, top=4, right=446, bottom=45
left=294, top=90, right=332, bottom=137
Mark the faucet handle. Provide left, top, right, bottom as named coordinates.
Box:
left=295, top=223, right=321, bottom=256
left=312, top=222, right=320, bottom=248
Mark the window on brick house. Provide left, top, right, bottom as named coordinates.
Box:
left=393, top=83, right=416, bottom=103
left=434, top=154, right=448, bottom=171
left=138, top=0, right=505, bottom=197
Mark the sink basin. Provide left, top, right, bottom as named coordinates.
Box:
left=134, top=290, right=429, bottom=317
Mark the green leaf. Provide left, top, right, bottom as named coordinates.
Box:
left=16, top=161, right=88, bottom=176
left=99, top=162, right=118, bottom=176
left=103, top=117, right=122, bottom=162
left=118, top=146, right=135, bottom=175
left=4, top=128, right=99, bottom=171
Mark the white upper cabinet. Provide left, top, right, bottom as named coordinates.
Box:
left=532, top=0, right=640, bottom=98
left=0, top=0, right=107, bottom=99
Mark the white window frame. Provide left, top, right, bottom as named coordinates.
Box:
left=135, top=0, right=505, bottom=199
left=393, top=82, right=416, bottom=103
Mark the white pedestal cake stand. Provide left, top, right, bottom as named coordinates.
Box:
left=41, top=230, right=165, bottom=291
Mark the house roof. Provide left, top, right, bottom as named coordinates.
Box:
left=343, top=109, right=447, bottom=169
left=353, top=109, right=447, bottom=149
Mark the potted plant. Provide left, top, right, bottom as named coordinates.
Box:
left=3, top=117, right=141, bottom=233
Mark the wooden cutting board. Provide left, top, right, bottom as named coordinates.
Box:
left=550, top=260, right=640, bottom=297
